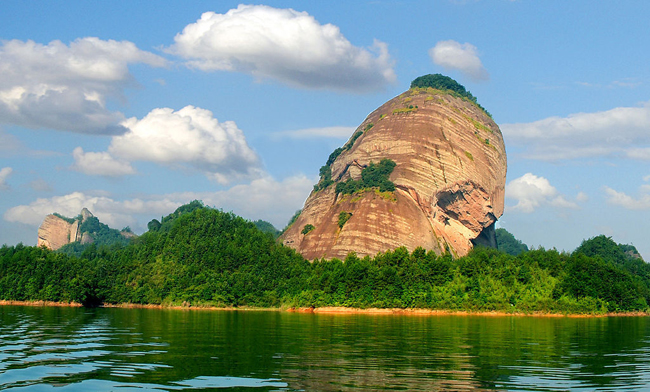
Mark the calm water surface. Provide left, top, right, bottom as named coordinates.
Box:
left=1, top=306, right=650, bottom=391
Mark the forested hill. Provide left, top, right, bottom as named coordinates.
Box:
left=0, top=202, right=648, bottom=314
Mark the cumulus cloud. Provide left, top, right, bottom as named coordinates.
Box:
left=271, top=126, right=355, bottom=140
left=190, top=174, right=314, bottom=228
left=3, top=191, right=179, bottom=229
left=604, top=183, right=650, bottom=210
left=429, top=40, right=489, bottom=82
left=167, top=4, right=396, bottom=92
left=0, top=167, right=12, bottom=190
left=0, top=38, right=167, bottom=134
left=501, top=101, right=650, bottom=161
left=105, top=106, right=262, bottom=184
left=71, top=147, right=136, bottom=177
left=4, top=175, right=313, bottom=231
left=505, top=173, right=581, bottom=213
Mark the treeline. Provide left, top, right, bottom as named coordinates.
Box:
left=58, top=216, right=132, bottom=257
left=1, top=203, right=648, bottom=314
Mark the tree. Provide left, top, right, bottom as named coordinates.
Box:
left=496, top=228, right=528, bottom=256
left=148, top=219, right=162, bottom=232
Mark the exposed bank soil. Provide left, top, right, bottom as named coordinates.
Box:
left=0, top=300, right=83, bottom=307
left=287, top=307, right=650, bottom=318
left=2, top=300, right=647, bottom=318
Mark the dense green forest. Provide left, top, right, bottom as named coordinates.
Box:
left=57, top=215, right=133, bottom=257
left=1, top=202, right=648, bottom=314
left=496, top=228, right=529, bottom=256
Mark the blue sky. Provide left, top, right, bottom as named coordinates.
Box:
left=1, top=1, right=649, bottom=258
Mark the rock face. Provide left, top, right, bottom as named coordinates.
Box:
left=37, top=208, right=94, bottom=250
left=37, top=215, right=80, bottom=250
left=280, top=86, right=507, bottom=259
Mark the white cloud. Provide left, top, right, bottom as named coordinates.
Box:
left=271, top=126, right=355, bottom=140
left=3, top=191, right=180, bottom=229
left=604, top=185, right=650, bottom=210
left=505, top=173, right=580, bottom=213
left=0, top=38, right=167, bottom=134
left=627, top=148, right=650, bottom=160
left=195, top=174, right=314, bottom=228
left=501, top=101, right=650, bottom=161
left=4, top=174, right=314, bottom=231
left=107, top=106, right=262, bottom=184
left=429, top=40, right=489, bottom=82
left=167, top=5, right=396, bottom=92
left=71, top=147, right=136, bottom=177
left=0, top=167, right=12, bottom=190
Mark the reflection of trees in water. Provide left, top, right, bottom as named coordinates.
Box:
left=280, top=314, right=490, bottom=391
left=464, top=316, right=650, bottom=390
left=4, top=307, right=649, bottom=391
left=127, top=310, right=650, bottom=391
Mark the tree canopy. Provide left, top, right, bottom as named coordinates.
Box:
left=410, top=74, right=491, bottom=118
left=411, top=74, right=472, bottom=97
left=2, top=202, right=649, bottom=314
left=496, top=228, right=529, bottom=256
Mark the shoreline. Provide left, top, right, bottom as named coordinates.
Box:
left=2, top=300, right=648, bottom=318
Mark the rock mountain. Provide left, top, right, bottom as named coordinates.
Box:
left=281, top=77, right=507, bottom=259
left=37, top=208, right=95, bottom=250
left=37, top=208, right=135, bottom=251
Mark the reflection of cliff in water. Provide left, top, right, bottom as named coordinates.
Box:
left=280, top=315, right=487, bottom=391
left=280, top=315, right=650, bottom=391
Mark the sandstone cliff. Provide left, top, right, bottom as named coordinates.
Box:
left=281, top=83, right=507, bottom=259
left=37, top=215, right=81, bottom=250
left=37, top=208, right=132, bottom=250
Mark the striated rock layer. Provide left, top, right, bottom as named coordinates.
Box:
left=37, top=208, right=94, bottom=250
left=281, top=87, right=507, bottom=259
left=37, top=215, right=80, bottom=250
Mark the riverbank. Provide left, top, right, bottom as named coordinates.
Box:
left=0, top=300, right=83, bottom=307
left=287, top=306, right=650, bottom=318
left=2, top=300, right=648, bottom=317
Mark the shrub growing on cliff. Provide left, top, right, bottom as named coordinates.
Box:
left=336, top=159, right=397, bottom=195
left=338, top=212, right=352, bottom=229
left=53, top=213, right=76, bottom=224
left=282, top=209, right=302, bottom=233
left=314, top=165, right=334, bottom=192
left=301, top=224, right=315, bottom=235
left=314, top=129, right=367, bottom=192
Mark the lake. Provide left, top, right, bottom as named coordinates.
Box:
left=1, top=306, right=649, bottom=391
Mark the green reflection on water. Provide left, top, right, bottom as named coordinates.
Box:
left=1, top=306, right=650, bottom=391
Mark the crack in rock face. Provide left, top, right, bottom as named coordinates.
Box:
left=281, top=86, right=507, bottom=260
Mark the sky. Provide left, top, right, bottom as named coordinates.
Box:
left=0, top=1, right=649, bottom=258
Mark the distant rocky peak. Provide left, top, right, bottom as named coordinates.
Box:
left=37, top=207, right=93, bottom=250
left=80, top=207, right=94, bottom=222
